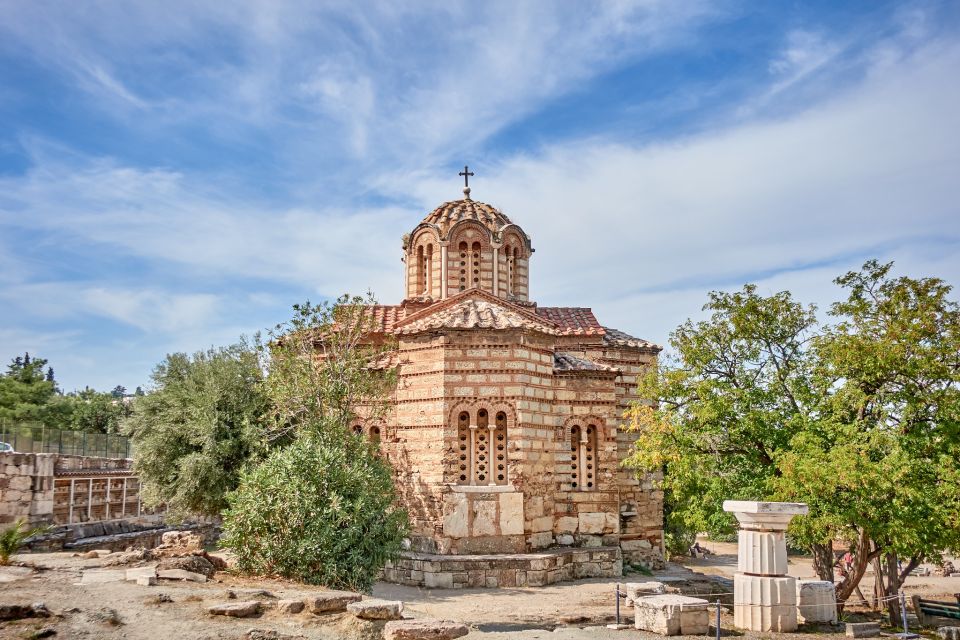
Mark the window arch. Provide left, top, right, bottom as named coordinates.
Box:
left=453, top=404, right=511, bottom=486
left=458, top=241, right=468, bottom=292
left=416, top=246, right=425, bottom=295
left=471, top=241, right=481, bottom=288
left=424, top=243, right=433, bottom=295
left=568, top=422, right=598, bottom=491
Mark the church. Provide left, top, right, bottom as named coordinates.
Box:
left=358, top=172, right=664, bottom=588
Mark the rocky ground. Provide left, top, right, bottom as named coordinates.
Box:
left=1, top=540, right=957, bottom=640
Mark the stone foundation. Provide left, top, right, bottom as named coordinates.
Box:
left=383, top=546, right=622, bottom=588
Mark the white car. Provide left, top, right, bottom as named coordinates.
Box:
left=0, top=442, right=15, bottom=453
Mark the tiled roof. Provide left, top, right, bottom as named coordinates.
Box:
left=420, top=198, right=514, bottom=236
left=364, top=305, right=406, bottom=333
left=553, top=352, right=618, bottom=373
left=602, top=326, right=662, bottom=351
left=535, top=307, right=605, bottom=336
left=395, top=298, right=560, bottom=336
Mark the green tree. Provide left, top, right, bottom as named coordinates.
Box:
left=111, top=385, right=127, bottom=398
left=222, top=295, right=405, bottom=589
left=777, top=261, right=960, bottom=619
left=258, top=294, right=396, bottom=441
left=221, top=427, right=407, bottom=591
left=123, top=342, right=269, bottom=520
left=626, top=262, right=960, bottom=614
left=0, top=353, right=58, bottom=423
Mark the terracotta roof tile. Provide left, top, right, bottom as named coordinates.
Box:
left=396, top=298, right=560, bottom=335
left=420, top=198, right=514, bottom=236
left=553, top=352, right=618, bottom=373
left=602, top=326, right=662, bottom=351
left=535, top=307, right=605, bottom=336
left=364, top=305, right=406, bottom=333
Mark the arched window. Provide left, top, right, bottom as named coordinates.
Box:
left=352, top=424, right=364, bottom=436
left=369, top=425, right=381, bottom=446
left=471, top=241, right=481, bottom=288
left=494, top=411, right=507, bottom=485
left=417, top=246, right=425, bottom=295
left=569, top=425, right=580, bottom=489
left=425, top=244, right=433, bottom=295
left=474, top=409, right=488, bottom=484
left=457, top=411, right=470, bottom=483
left=455, top=406, right=509, bottom=486
left=569, top=422, right=598, bottom=491
left=458, top=241, right=468, bottom=292
left=511, top=246, right=521, bottom=295
left=506, top=244, right=514, bottom=295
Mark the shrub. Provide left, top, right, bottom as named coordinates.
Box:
left=220, top=424, right=408, bottom=591
left=0, top=518, right=49, bottom=565
left=124, top=343, right=269, bottom=519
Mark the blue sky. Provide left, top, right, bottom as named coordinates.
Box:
left=1, top=1, right=959, bottom=392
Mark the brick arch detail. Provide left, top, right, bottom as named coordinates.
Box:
left=448, top=400, right=515, bottom=486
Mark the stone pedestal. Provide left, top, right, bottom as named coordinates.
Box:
left=796, top=580, right=837, bottom=623
left=723, top=500, right=808, bottom=633
left=634, top=594, right=710, bottom=636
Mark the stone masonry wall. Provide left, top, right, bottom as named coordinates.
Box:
left=0, top=453, right=136, bottom=526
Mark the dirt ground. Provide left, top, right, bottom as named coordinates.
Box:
left=1, top=542, right=957, bottom=640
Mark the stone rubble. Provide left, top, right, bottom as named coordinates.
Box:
left=0, top=602, right=50, bottom=621
left=938, top=627, right=960, bottom=640
left=346, top=598, right=404, bottom=620
left=305, top=591, right=362, bottom=614
left=846, top=622, right=881, bottom=638
left=382, top=619, right=470, bottom=640
left=208, top=600, right=262, bottom=618
left=633, top=594, right=710, bottom=636
left=157, top=568, right=207, bottom=582
left=276, top=599, right=305, bottom=614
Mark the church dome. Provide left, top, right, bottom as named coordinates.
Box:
left=421, top=197, right=514, bottom=238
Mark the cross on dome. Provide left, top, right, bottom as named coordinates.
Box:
left=458, top=165, right=474, bottom=199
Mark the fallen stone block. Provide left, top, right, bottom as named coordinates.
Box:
left=938, top=628, right=960, bottom=640
left=634, top=594, right=710, bottom=636
left=276, top=599, right=305, bottom=614
left=125, top=566, right=157, bottom=581
left=305, top=591, right=361, bottom=614
left=208, top=601, right=261, bottom=618
left=0, top=602, right=50, bottom=621
left=244, top=629, right=307, bottom=640
left=227, top=588, right=275, bottom=600
left=347, top=598, right=403, bottom=620
left=625, top=581, right=666, bottom=605
left=846, top=622, right=881, bottom=638
left=383, top=619, right=469, bottom=640
left=158, top=569, right=207, bottom=583
left=92, top=549, right=113, bottom=557
left=80, top=569, right=127, bottom=585
left=157, top=554, right=216, bottom=578
left=796, top=580, right=837, bottom=623
left=136, top=575, right=157, bottom=586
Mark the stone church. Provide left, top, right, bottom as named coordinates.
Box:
left=356, top=177, right=663, bottom=588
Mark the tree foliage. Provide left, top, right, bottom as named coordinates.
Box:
left=627, top=261, right=960, bottom=613
left=258, top=294, right=396, bottom=441
left=123, top=343, right=269, bottom=519
left=221, top=426, right=407, bottom=591
left=0, top=353, right=59, bottom=424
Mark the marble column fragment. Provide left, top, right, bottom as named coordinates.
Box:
left=723, top=500, right=809, bottom=633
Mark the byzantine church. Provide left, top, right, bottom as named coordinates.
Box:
left=357, top=174, right=664, bottom=588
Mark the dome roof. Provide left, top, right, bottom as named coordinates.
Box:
left=420, top=197, right=514, bottom=237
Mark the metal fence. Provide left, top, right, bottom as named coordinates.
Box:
left=0, top=421, right=131, bottom=459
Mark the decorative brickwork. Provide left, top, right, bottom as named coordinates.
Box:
left=355, top=192, right=662, bottom=587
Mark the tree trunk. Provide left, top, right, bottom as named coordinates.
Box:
left=811, top=541, right=835, bottom=583
left=835, top=528, right=879, bottom=613
left=883, top=552, right=922, bottom=628
left=871, top=555, right=884, bottom=609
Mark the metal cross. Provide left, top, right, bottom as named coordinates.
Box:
left=459, top=165, right=474, bottom=188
